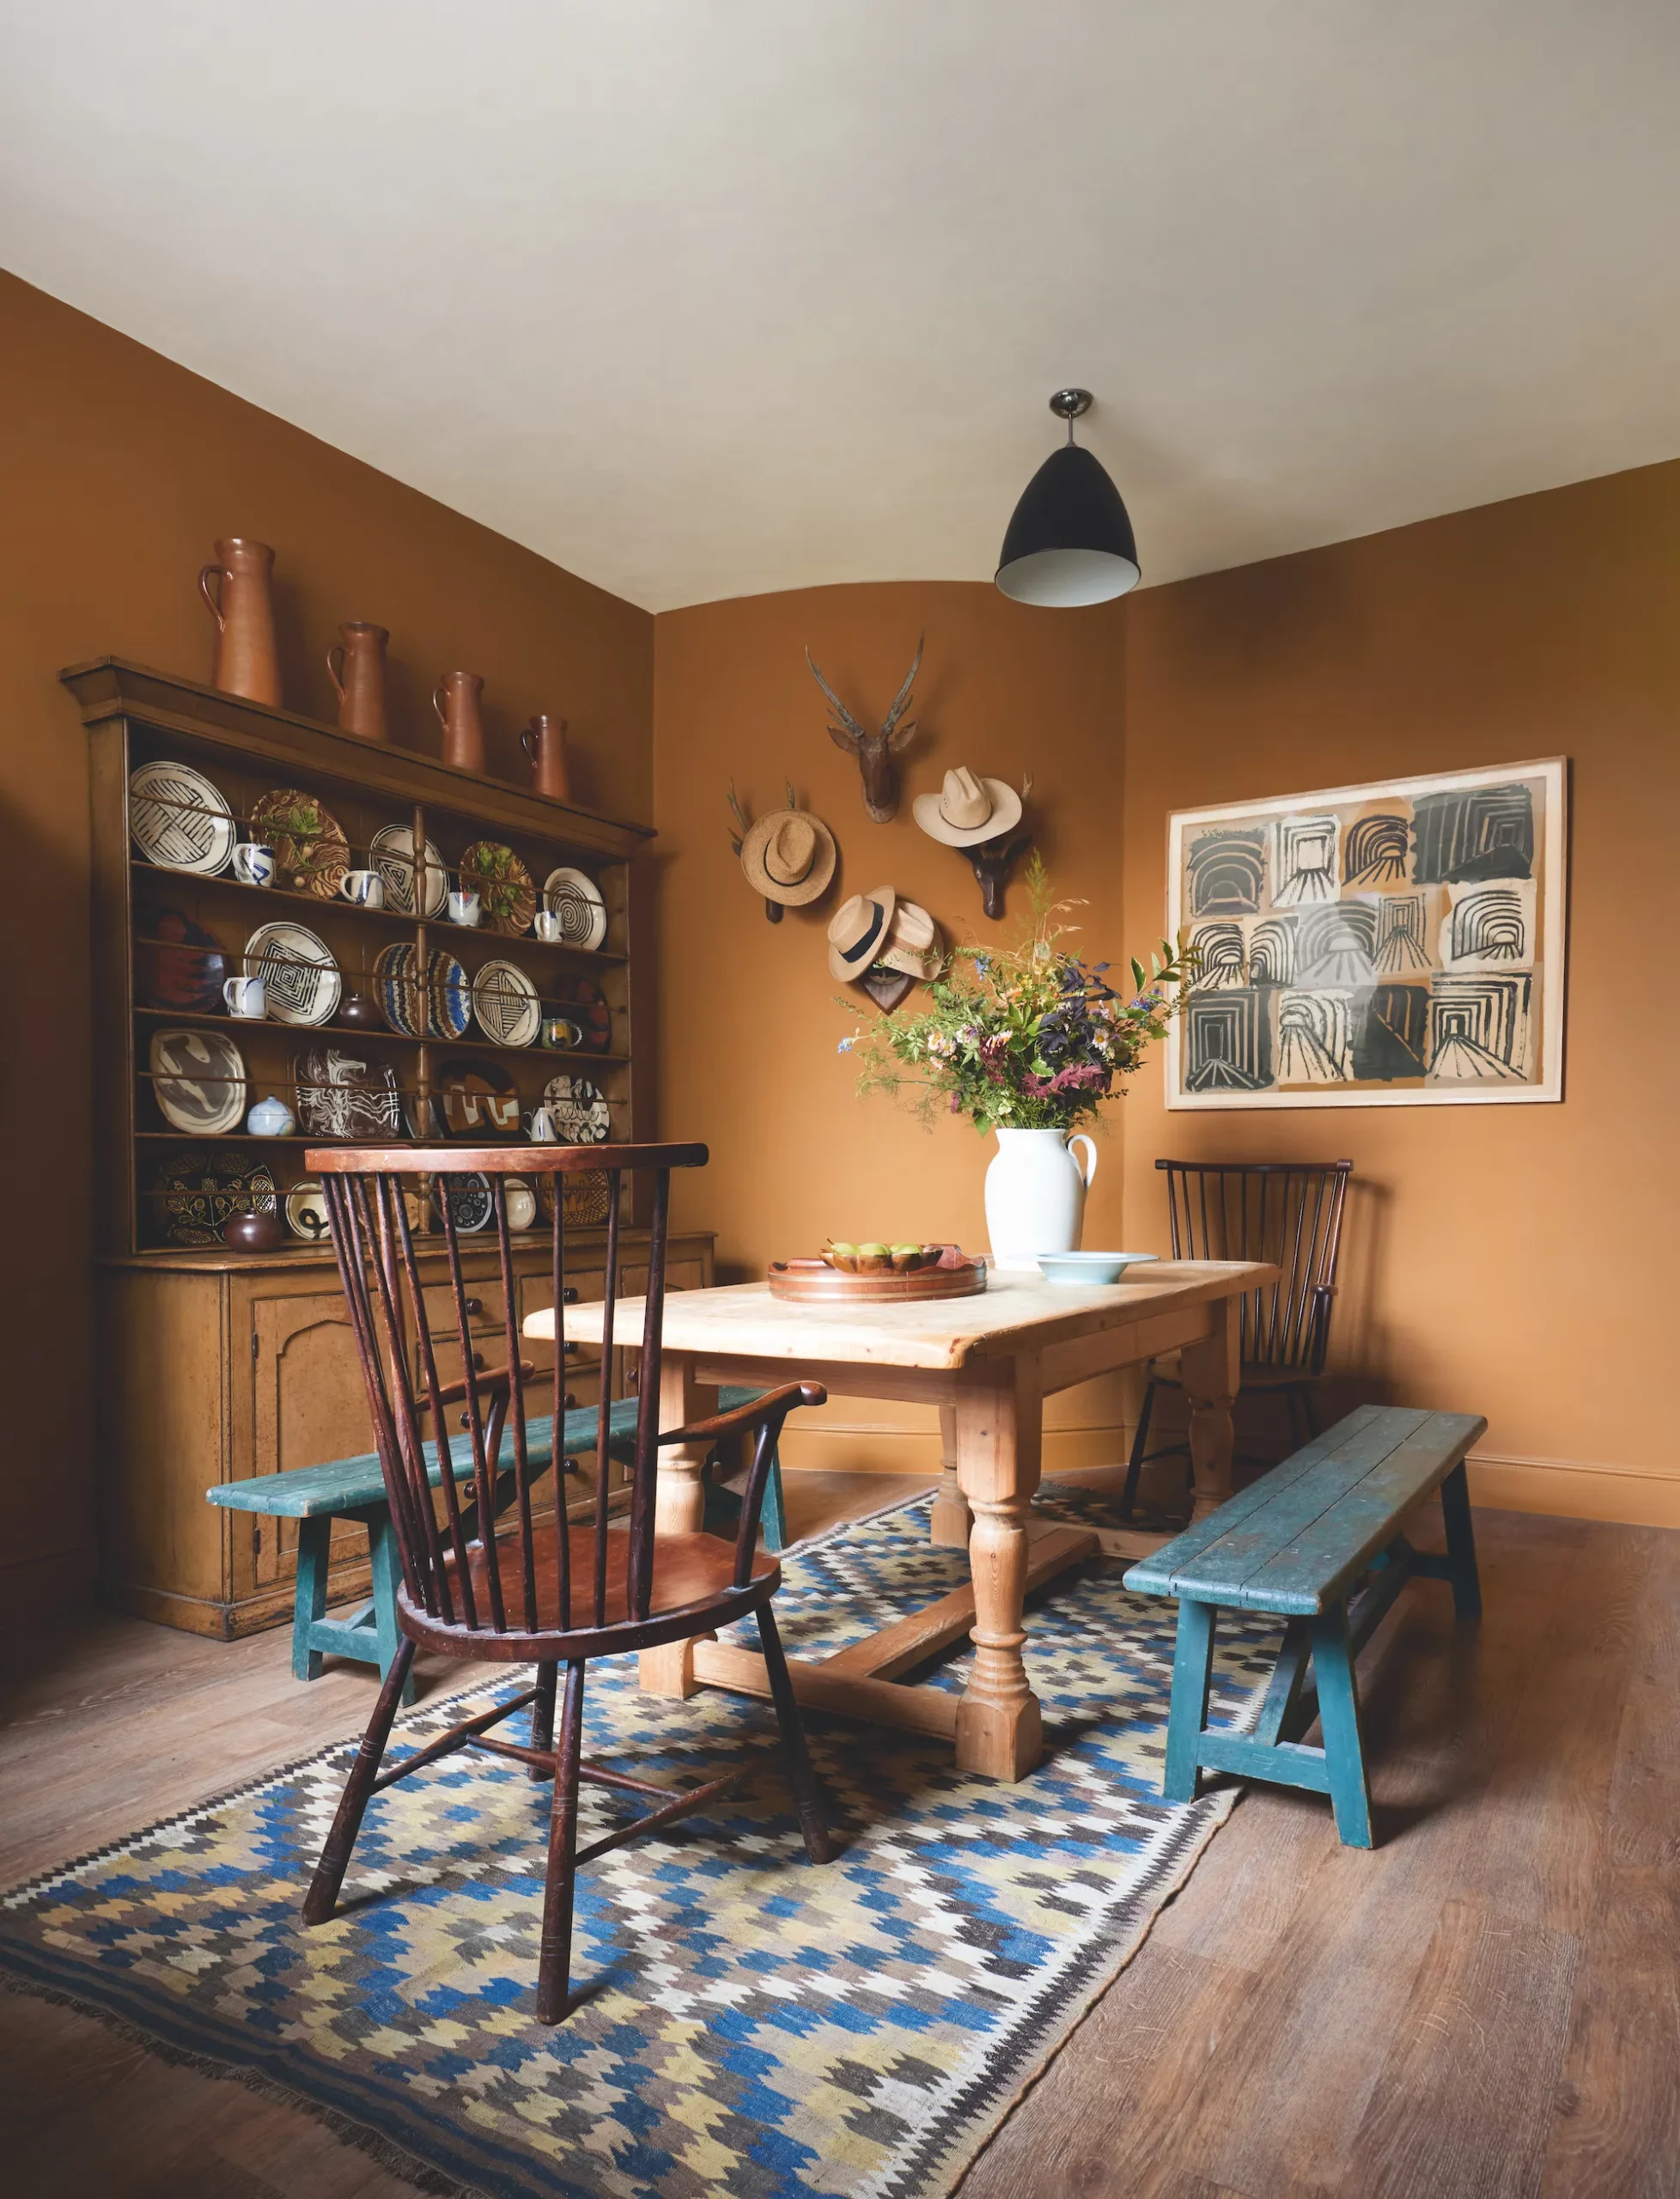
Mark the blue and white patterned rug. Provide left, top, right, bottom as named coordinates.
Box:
left=0, top=1490, right=1280, bottom=2199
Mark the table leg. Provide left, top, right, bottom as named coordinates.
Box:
left=640, top=1349, right=714, bottom=1696
left=1180, top=1294, right=1239, bottom=1520
left=929, top=1403, right=972, bottom=1548
left=953, top=1361, right=1044, bottom=1782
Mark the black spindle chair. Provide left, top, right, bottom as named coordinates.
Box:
left=1121, top=1159, right=1354, bottom=1520
left=301, top=1142, right=833, bottom=2024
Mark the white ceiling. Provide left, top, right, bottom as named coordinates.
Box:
left=4, top=3, right=1678, bottom=612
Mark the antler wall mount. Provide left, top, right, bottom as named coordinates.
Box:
left=729, top=781, right=838, bottom=923
left=806, top=637, right=923, bottom=823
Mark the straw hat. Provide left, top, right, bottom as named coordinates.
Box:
left=740, top=803, right=837, bottom=905
left=826, top=886, right=898, bottom=982
left=912, top=764, right=1024, bottom=848
left=878, top=898, right=944, bottom=982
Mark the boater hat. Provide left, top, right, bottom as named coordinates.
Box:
left=740, top=803, right=837, bottom=905
left=826, top=886, right=898, bottom=983
left=878, top=898, right=944, bottom=982
left=912, top=764, right=1024, bottom=848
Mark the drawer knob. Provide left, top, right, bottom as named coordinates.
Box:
left=464, top=1296, right=484, bottom=1316
left=563, top=1286, right=580, bottom=1305
left=563, top=1391, right=578, bottom=1410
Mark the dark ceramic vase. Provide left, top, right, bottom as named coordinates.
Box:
left=223, top=1208, right=285, bottom=1253
left=338, top=992, right=380, bottom=1030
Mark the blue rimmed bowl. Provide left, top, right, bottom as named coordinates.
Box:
left=1036, top=1251, right=1160, bottom=1287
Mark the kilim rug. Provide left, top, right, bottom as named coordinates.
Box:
left=0, top=1489, right=1281, bottom=2199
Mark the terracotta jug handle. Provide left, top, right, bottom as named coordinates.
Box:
left=520, top=725, right=538, bottom=759
left=432, top=681, right=447, bottom=728
left=326, top=643, right=346, bottom=699
left=198, top=564, right=228, bottom=630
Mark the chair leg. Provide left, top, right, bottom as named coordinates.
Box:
left=302, top=1636, right=417, bottom=1925
left=1120, top=1380, right=1158, bottom=1521
left=529, top=1660, right=558, bottom=1782
left=1309, top=1604, right=1374, bottom=1848
left=1438, top=1461, right=1482, bottom=1621
left=536, top=1660, right=587, bottom=2025
left=1162, top=1599, right=1216, bottom=1804
left=758, top=1603, right=835, bottom=1864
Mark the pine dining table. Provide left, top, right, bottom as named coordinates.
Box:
left=525, top=1258, right=1277, bottom=1782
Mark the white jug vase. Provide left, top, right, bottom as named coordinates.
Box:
left=984, top=1127, right=1099, bottom=1270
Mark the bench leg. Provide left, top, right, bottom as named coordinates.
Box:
left=1163, top=1599, right=1216, bottom=1804
left=292, top=1518, right=332, bottom=1682
left=367, top=1510, right=416, bottom=1708
left=1438, top=1461, right=1482, bottom=1621
left=1310, top=1604, right=1374, bottom=1848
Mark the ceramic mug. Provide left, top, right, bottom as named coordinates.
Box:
left=540, top=1014, right=582, bottom=1051
left=533, top=910, right=563, bottom=942
left=231, top=842, right=276, bottom=886
left=447, top=886, right=481, bottom=927
left=523, top=1104, right=558, bottom=1143
left=340, top=868, right=385, bottom=908
left=223, top=975, right=267, bottom=1019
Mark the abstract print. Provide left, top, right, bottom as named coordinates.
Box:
left=1169, top=760, right=1565, bottom=1107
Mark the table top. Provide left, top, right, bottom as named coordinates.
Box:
left=525, top=1258, right=1277, bottom=1372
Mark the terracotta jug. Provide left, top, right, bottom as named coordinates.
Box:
left=198, top=538, right=282, bottom=705
left=521, top=713, right=570, bottom=800
left=433, top=670, right=487, bottom=774
left=326, top=622, right=390, bottom=741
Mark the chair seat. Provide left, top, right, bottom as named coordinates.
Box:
left=1147, top=1355, right=1324, bottom=1392
left=404, top=1520, right=776, bottom=1642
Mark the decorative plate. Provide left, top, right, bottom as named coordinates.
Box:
left=541, top=1071, right=611, bottom=1144
left=368, top=822, right=447, bottom=917
left=504, top=1176, right=539, bottom=1233
left=149, top=1027, right=247, bottom=1136
left=428, top=949, right=472, bottom=1039
left=244, top=920, right=342, bottom=1026
left=292, top=1044, right=403, bottom=1142
left=459, top=842, right=536, bottom=936
left=437, top=1057, right=521, bottom=1140
left=249, top=789, right=350, bottom=899
left=472, top=957, right=540, bottom=1047
left=538, top=1169, right=612, bottom=1227
left=150, top=1145, right=277, bottom=1248
left=137, top=907, right=228, bottom=1014
left=373, top=941, right=422, bottom=1036
left=542, top=866, right=608, bottom=951
left=283, top=1179, right=332, bottom=1243
left=129, top=761, right=236, bottom=876
left=550, top=972, right=612, bottom=1053
left=435, top=1171, right=494, bottom=1234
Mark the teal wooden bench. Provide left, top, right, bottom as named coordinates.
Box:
left=1123, top=1404, right=1486, bottom=1848
left=206, top=1386, right=783, bottom=1703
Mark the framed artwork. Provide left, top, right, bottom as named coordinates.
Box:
left=1165, top=758, right=1567, bottom=1110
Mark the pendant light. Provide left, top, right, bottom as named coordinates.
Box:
left=995, top=388, right=1140, bottom=606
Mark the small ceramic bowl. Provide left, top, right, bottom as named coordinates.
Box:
left=1036, top=1252, right=1160, bottom=1287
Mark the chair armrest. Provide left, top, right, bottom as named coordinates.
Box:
left=657, top=1380, right=826, bottom=1447
left=415, top=1359, right=539, bottom=1413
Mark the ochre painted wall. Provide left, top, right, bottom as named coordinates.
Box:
left=1121, top=460, right=1680, bottom=1526
left=0, top=271, right=654, bottom=1620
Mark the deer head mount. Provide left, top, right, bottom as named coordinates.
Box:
left=806, top=636, right=922, bottom=823
left=967, top=830, right=1034, bottom=921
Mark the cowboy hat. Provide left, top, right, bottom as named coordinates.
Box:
left=878, top=898, right=944, bottom=982
left=740, top=803, right=837, bottom=905
left=912, top=765, right=1024, bottom=848
left=826, top=886, right=898, bottom=983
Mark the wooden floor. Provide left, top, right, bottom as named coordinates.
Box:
left=2, top=1470, right=1675, bottom=2198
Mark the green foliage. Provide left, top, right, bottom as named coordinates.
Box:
left=838, top=856, right=1196, bottom=1135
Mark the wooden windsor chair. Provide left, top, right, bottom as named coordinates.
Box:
left=301, top=1141, right=834, bottom=2024
left=1121, top=1158, right=1354, bottom=1520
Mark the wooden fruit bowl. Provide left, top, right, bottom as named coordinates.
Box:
left=767, top=1254, right=989, bottom=1305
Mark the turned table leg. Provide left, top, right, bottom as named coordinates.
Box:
left=953, top=1362, right=1044, bottom=1782
left=1179, top=1295, right=1239, bottom=1520
left=929, top=1402, right=973, bottom=1548
left=641, top=1350, right=715, bottom=1696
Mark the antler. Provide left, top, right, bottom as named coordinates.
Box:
left=805, top=649, right=868, bottom=751
left=726, top=778, right=750, bottom=856
left=880, top=635, right=924, bottom=748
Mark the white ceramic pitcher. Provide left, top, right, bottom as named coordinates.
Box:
left=984, top=1127, right=1099, bottom=1270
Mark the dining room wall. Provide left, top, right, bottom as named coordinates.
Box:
left=0, top=270, right=655, bottom=1624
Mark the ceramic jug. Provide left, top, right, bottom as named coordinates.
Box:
left=326, top=622, right=390, bottom=741
left=198, top=538, right=282, bottom=705
left=983, top=1127, right=1099, bottom=1270
left=434, top=670, right=487, bottom=774
left=520, top=713, right=570, bottom=800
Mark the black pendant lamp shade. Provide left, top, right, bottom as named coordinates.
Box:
left=995, top=389, right=1140, bottom=607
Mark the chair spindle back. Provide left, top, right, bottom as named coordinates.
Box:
left=1158, top=1158, right=1353, bottom=1373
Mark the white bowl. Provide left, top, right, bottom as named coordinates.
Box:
left=1036, top=1251, right=1160, bottom=1287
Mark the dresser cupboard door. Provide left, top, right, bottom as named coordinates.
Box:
left=243, top=1289, right=380, bottom=1591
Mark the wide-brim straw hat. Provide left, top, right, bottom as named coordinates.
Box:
left=827, top=886, right=898, bottom=982
left=912, top=764, right=1024, bottom=848
left=878, top=898, right=944, bottom=981
left=740, top=805, right=837, bottom=905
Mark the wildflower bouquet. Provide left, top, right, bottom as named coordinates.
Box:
left=839, top=856, right=1193, bottom=1135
